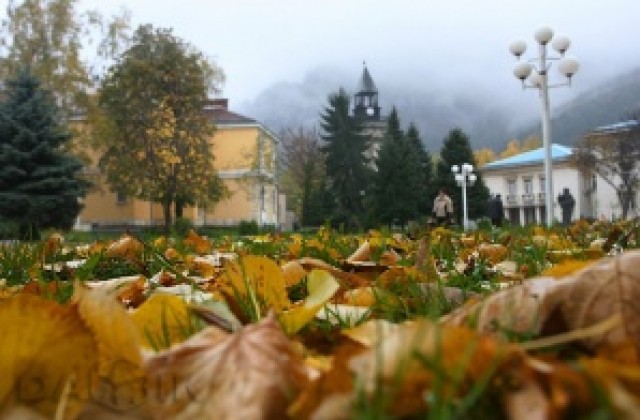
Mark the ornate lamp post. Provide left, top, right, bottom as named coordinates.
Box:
left=452, top=163, right=477, bottom=231
left=509, top=27, right=579, bottom=226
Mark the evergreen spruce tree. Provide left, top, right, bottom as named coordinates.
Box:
left=435, top=128, right=489, bottom=223
left=320, top=89, right=370, bottom=229
left=0, top=69, right=88, bottom=238
left=372, top=108, right=422, bottom=227
left=406, top=123, right=434, bottom=217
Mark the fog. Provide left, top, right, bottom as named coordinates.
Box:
left=80, top=0, right=640, bottom=148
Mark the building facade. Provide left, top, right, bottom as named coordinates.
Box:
left=75, top=99, right=284, bottom=229
left=480, top=144, right=619, bottom=225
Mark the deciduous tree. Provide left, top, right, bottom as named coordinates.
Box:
left=0, top=69, right=88, bottom=238
left=279, top=127, right=326, bottom=226
left=0, top=0, right=130, bottom=115
left=97, top=24, right=225, bottom=230
left=473, top=148, right=496, bottom=167
left=574, top=119, right=640, bottom=219
left=499, top=139, right=522, bottom=159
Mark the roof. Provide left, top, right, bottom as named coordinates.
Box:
left=591, top=119, right=639, bottom=134
left=482, top=144, right=573, bottom=170
left=357, top=65, right=378, bottom=93
left=202, top=98, right=256, bottom=125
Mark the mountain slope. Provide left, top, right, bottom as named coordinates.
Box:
left=516, top=67, right=640, bottom=144
left=237, top=66, right=640, bottom=152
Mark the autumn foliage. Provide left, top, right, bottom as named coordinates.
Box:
left=1, top=221, right=640, bottom=418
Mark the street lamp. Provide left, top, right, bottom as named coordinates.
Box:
left=509, top=27, right=579, bottom=227
left=452, top=163, right=477, bottom=231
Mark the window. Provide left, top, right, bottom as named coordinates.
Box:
left=116, top=191, right=127, bottom=205
left=523, top=178, right=533, bottom=194
left=507, top=179, right=517, bottom=195
left=524, top=207, right=536, bottom=224
left=539, top=177, right=545, bottom=193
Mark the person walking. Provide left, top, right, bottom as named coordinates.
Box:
left=433, top=188, right=454, bottom=226
left=487, top=194, right=505, bottom=227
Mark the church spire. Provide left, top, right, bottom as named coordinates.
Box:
left=353, top=62, right=380, bottom=121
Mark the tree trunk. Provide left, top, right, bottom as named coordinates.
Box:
left=175, top=199, right=184, bottom=219
left=163, top=197, right=173, bottom=234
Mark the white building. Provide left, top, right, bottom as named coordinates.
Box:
left=479, top=144, right=620, bottom=225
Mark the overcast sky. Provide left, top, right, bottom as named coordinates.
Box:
left=81, top=0, right=640, bottom=114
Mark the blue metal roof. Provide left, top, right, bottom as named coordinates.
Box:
left=591, top=119, right=639, bottom=134
left=482, top=144, right=573, bottom=170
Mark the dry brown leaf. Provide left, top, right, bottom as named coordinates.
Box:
left=478, top=243, right=509, bottom=264
left=73, top=283, right=147, bottom=412
left=144, top=314, right=307, bottom=419
left=342, top=287, right=376, bottom=307
left=499, top=361, right=550, bottom=420
left=288, top=341, right=366, bottom=420
left=556, top=250, right=640, bottom=350
left=441, top=277, right=563, bottom=339
left=105, top=234, right=144, bottom=260
left=182, top=229, right=212, bottom=255
left=282, top=260, right=308, bottom=288
left=442, top=250, right=640, bottom=354
left=346, top=241, right=371, bottom=263
left=307, top=320, right=515, bottom=418
left=0, top=294, right=97, bottom=419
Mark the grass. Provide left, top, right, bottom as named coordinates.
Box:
left=0, top=220, right=635, bottom=418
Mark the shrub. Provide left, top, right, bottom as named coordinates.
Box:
left=238, top=220, right=259, bottom=235
left=172, top=217, right=194, bottom=237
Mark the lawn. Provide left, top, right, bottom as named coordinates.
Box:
left=1, top=219, right=639, bottom=419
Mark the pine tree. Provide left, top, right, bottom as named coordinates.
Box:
left=435, top=128, right=490, bottom=223
left=320, top=88, right=370, bottom=229
left=372, top=108, right=422, bottom=227
left=0, top=69, right=88, bottom=238
left=406, top=123, right=434, bottom=217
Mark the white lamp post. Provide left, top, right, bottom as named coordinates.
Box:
left=509, top=27, right=579, bottom=227
left=452, top=163, right=477, bottom=231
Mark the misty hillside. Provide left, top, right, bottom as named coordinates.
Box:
left=238, top=67, right=640, bottom=152
left=238, top=68, right=520, bottom=152
left=515, top=67, right=640, bottom=145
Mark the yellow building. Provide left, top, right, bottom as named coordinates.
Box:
left=75, top=99, right=284, bottom=229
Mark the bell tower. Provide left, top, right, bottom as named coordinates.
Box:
left=353, top=62, right=380, bottom=121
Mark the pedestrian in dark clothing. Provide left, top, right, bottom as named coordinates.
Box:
left=487, top=194, right=504, bottom=227
left=558, top=188, right=575, bottom=226
left=494, top=194, right=504, bottom=227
